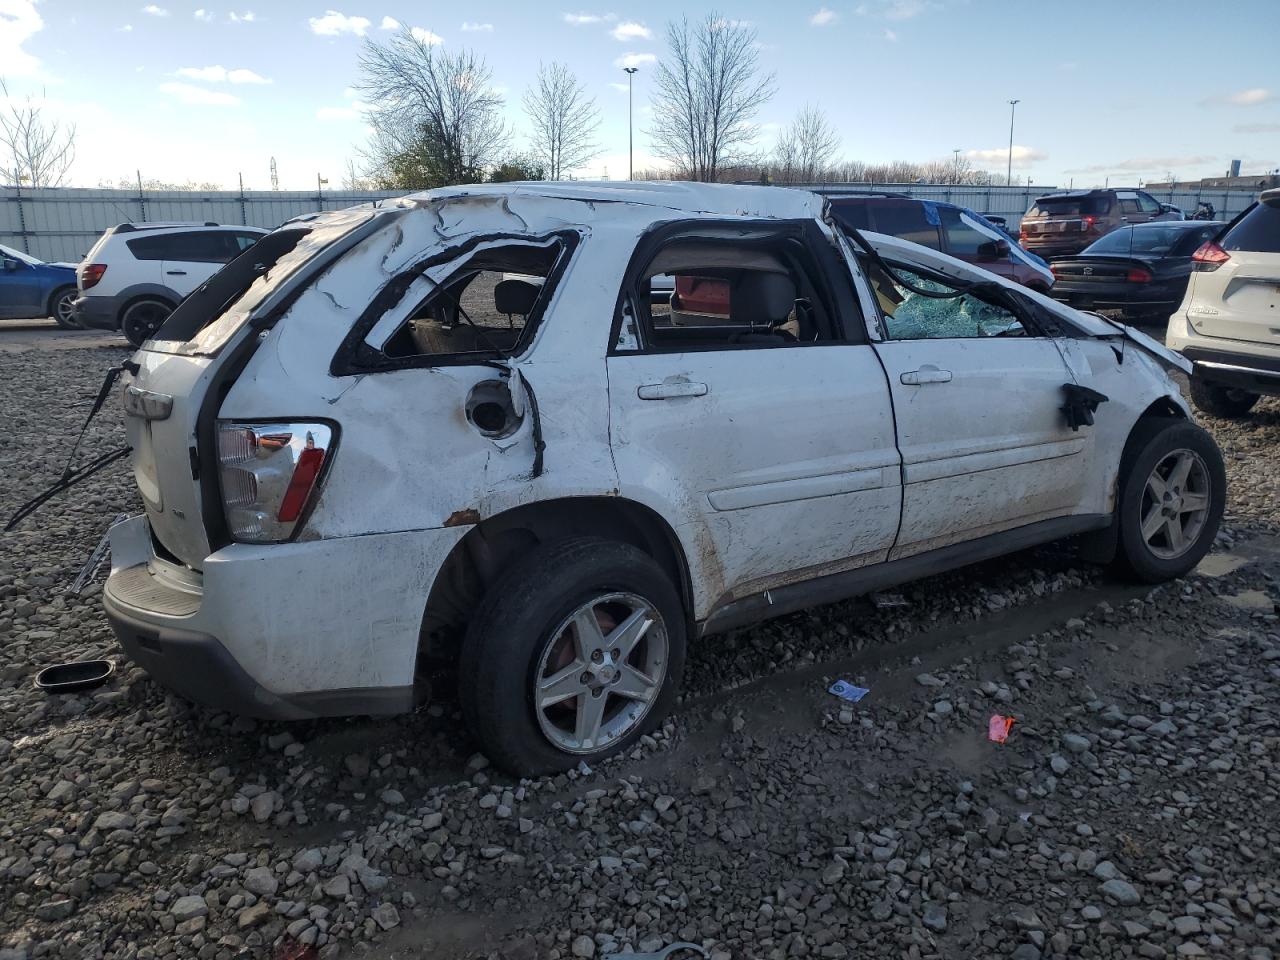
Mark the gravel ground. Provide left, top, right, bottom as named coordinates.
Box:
left=2, top=337, right=1280, bottom=960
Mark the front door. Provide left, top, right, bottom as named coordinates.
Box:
left=606, top=221, right=903, bottom=610
left=0, top=255, right=41, bottom=319
left=862, top=258, right=1090, bottom=558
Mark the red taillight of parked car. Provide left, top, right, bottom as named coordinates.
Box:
left=216, top=421, right=334, bottom=542
left=1081, top=215, right=1098, bottom=231
left=1191, top=241, right=1231, bottom=272
left=1125, top=267, right=1153, bottom=283
left=80, top=263, right=107, bottom=290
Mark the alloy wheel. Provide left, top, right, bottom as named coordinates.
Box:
left=122, top=300, right=171, bottom=345
left=1140, top=449, right=1211, bottom=560
left=533, top=592, right=667, bottom=754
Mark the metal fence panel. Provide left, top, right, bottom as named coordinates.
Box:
left=1, top=187, right=407, bottom=263
left=3, top=183, right=1264, bottom=264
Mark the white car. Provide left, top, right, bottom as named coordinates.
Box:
left=73, top=222, right=268, bottom=346
left=103, top=182, right=1225, bottom=776
left=1167, top=189, right=1280, bottom=418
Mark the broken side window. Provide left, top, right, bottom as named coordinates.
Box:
left=380, top=242, right=563, bottom=360
left=867, top=263, right=1027, bottom=341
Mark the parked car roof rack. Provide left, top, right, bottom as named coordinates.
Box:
left=112, top=221, right=222, bottom=234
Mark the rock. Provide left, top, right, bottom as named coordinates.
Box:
left=915, top=673, right=945, bottom=687
left=344, top=754, right=370, bottom=777
left=1049, top=754, right=1069, bottom=775
left=1082, top=905, right=1102, bottom=921
left=923, top=902, right=947, bottom=931
left=1173, top=916, right=1201, bottom=936
left=380, top=788, right=405, bottom=805
left=372, top=903, right=400, bottom=930
left=249, top=791, right=277, bottom=823
left=1062, top=733, right=1091, bottom=754
left=293, top=848, right=323, bottom=873
left=933, top=700, right=953, bottom=716
left=323, top=875, right=351, bottom=898
left=237, top=903, right=272, bottom=929
left=1100, top=879, right=1141, bottom=906
left=571, top=935, right=596, bottom=958
left=244, top=866, right=278, bottom=896
left=93, top=811, right=135, bottom=832
left=34, top=899, right=75, bottom=921
left=171, top=895, right=208, bottom=922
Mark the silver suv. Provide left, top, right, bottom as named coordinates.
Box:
left=103, top=183, right=1223, bottom=775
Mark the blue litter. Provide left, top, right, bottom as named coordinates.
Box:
left=829, top=680, right=870, bottom=702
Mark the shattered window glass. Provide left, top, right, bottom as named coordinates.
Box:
left=869, top=265, right=1025, bottom=341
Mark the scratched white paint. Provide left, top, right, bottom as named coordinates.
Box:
left=108, top=181, right=1193, bottom=705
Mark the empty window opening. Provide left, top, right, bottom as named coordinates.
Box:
left=382, top=242, right=562, bottom=359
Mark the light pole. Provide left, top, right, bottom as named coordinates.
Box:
left=952, top=148, right=961, bottom=185
left=623, top=66, right=638, bottom=180
left=1006, top=99, right=1020, bottom=186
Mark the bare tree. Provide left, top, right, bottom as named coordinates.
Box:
left=356, top=29, right=508, bottom=188
left=0, top=78, right=76, bottom=187
left=773, top=105, right=840, bottom=184
left=523, top=62, right=601, bottom=180
left=649, top=13, right=775, bottom=182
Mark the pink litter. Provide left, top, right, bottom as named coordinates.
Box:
left=988, top=714, right=1015, bottom=744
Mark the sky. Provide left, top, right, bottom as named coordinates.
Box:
left=1, top=0, right=1278, bottom=191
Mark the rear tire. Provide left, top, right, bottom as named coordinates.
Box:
left=459, top=536, right=686, bottom=777
left=120, top=298, right=174, bottom=347
left=50, top=287, right=80, bottom=329
left=1111, top=418, right=1225, bottom=582
left=1189, top=378, right=1259, bottom=419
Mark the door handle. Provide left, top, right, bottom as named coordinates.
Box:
left=900, top=366, right=952, bottom=385
left=165, top=270, right=187, bottom=275
left=637, top=381, right=709, bottom=400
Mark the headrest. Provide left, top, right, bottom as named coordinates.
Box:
left=494, top=278, right=540, bottom=316
left=731, top=271, right=796, bottom=327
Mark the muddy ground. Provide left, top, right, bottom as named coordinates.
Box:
left=1, top=327, right=1279, bottom=960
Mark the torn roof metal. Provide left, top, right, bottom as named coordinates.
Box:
left=394, top=180, right=830, bottom=221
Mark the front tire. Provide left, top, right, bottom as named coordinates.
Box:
left=120, top=298, right=174, bottom=347
left=1111, top=418, right=1225, bottom=582
left=459, top=537, right=686, bottom=777
left=50, top=287, right=80, bottom=329
left=1189, top=378, right=1259, bottom=419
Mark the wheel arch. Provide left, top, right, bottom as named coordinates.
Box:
left=45, top=283, right=77, bottom=316
left=114, top=286, right=181, bottom=327
left=1078, top=399, right=1188, bottom=564
left=417, top=495, right=695, bottom=670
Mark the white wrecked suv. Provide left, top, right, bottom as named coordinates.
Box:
left=105, top=182, right=1225, bottom=776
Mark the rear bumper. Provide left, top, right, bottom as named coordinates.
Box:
left=1051, top=285, right=1182, bottom=313
left=102, top=515, right=462, bottom=720
left=1180, top=347, right=1280, bottom=397
left=72, top=294, right=121, bottom=331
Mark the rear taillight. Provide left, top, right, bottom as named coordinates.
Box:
left=1191, top=241, right=1230, bottom=272
left=80, top=263, right=107, bottom=290
left=1019, top=229, right=1029, bottom=243
left=1125, top=267, right=1153, bottom=283
left=216, top=421, right=335, bottom=543
left=1081, top=216, right=1098, bottom=231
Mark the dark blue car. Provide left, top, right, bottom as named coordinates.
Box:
left=0, top=244, right=80, bottom=328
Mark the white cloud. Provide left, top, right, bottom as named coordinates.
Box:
left=309, top=10, right=370, bottom=35
left=0, top=0, right=44, bottom=76
left=1235, top=122, right=1280, bottom=134
left=118, top=23, right=134, bottom=32
left=611, top=20, right=650, bottom=40
left=176, top=65, right=227, bottom=81
left=608, top=82, right=630, bottom=93
left=410, top=26, right=444, bottom=45
left=461, top=21, right=493, bottom=32
left=229, top=10, right=254, bottom=22
left=1063, top=154, right=1219, bottom=175
left=158, top=82, right=241, bottom=106
left=379, top=15, right=398, bottom=29
left=1227, top=88, right=1275, bottom=106
left=563, top=12, right=616, bottom=25
left=141, top=4, right=169, bottom=16
left=194, top=8, right=213, bottom=21
left=228, top=68, right=269, bottom=83
left=884, top=27, right=897, bottom=40
left=967, top=145, right=1047, bottom=169
left=615, top=52, right=655, bottom=69
left=174, top=66, right=270, bottom=84
left=810, top=8, right=838, bottom=26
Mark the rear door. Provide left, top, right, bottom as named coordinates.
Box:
left=607, top=220, right=902, bottom=602
left=861, top=257, right=1089, bottom=558
left=1188, top=198, right=1280, bottom=345
left=160, top=231, right=238, bottom=295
